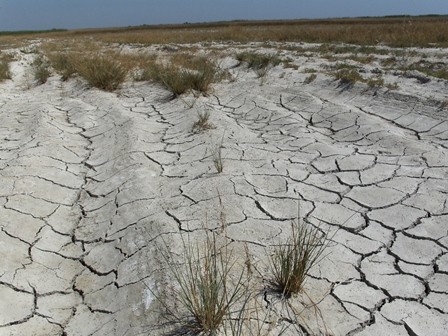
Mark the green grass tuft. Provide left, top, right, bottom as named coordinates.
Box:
left=269, top=220, right=329, bottom=298
left=159, top=231, right=248, bottom=335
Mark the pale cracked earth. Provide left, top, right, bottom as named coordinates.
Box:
left=1, top=41, right=448, bottom=336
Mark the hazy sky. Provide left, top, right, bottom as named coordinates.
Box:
left=1, top=0, right=447, bottom=31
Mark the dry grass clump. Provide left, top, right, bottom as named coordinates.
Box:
left=0, top=52, right=14, bottom=81
left=0, top=59, right=11, bottom=81
left=304, top=73, right=317, bottom=84
left=269, top=221, right=329, bottom=298
left=32, top=55, right=51, bottom=84
left=210, top=135, right=225, bottom=174
left=334, top=68, right=363, bottom=86
left=440, top=100, right=448, bottom=110
left=159, top=231, right=249, bottom=335
left=386, top=82, right=400, bottom=90
left=152, top=203, right=332, bottom=335
left=407, top=60, right=448, bottom=81
left=192, top=109, right=215, bottom=133
left=142, top=54, right=225, bottom=96
left=367, top=76, right=385, bottom=88
left=350, top=55, right=375, bottom=64
left=381, top=56, right=398, bottom=67
left=75, top=54, right=128, bottom=91
left=236, top=51, right=281, bottom=77
left=46, top=52, right=77, bottom=81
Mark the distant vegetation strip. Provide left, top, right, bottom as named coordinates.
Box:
left=0, top=29, right=67, bottom=36
left=1, top=16, right=447, bottom=47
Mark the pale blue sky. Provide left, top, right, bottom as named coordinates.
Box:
left=0, top=0, right=447, bottom=31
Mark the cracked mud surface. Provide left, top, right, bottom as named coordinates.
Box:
left=1, top=42, right=447, bottom=335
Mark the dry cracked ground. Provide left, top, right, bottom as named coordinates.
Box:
left=1, top=41, right=448, bottom=336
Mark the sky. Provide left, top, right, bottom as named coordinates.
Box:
left=0, top=0, right=447, bottom=31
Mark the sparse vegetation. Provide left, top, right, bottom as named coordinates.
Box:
left=367, top=76, right=385, bottom=88
left=2, top=16, right=448, bottom=48
left=211, top=135, right=224, bottom=173
left=386, top=82, right=400, bottom=90
left=76, top=54, right=128, bottom=91
left=0, top=58, right=11, bottom=81
left=333, top=63, right=359, bottom=71
left=143, top=54, right=224, bottom=96
left=46, top=52, right=77, bottom=81
left=236, top=51, right=281, bottom=77
left=192, top=109, right=215, bottom=133
left=303, top=68, right=317, bottom=73
left=407, top=60, right=448, bottom=80
left=334, top=68, right=363, bottom=86
left=269, top=220, right=329, bottom=298
left=304, top=73, right=317, bottom=84
left=32, top=55, right=51, bottom=84
left=158, top=230, right=249, bottom=335
left=282, top=57, right=299, bottom=70
left=381, top=56, right=398, bottom=67
left=350, top=55, right=375, bottom=64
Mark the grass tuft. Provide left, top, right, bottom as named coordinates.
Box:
left=366, top=76, right=385, bottom=88
left=144, top=55, right=223, bottom=96
left=211, top=135, right=224, bottom=174
left=46, top=52, right=77, bottom=81
left=407, top=60, right=448, bottom=80
left=385, top=82, right=400, bottom=90
left=304, top=73, right=317, bottom=84
left=76, top=54, right=128, bottom=91
left=0, top=59, right=10, bottom=81
left=334, top=68, right=363, bottom=86
left=160, top=231, right=248, bottom=335
left=192, top=109, right=215, bottom=133
left=32, top=55, right=51, bottom=85
left=269, top=220, right=329, bottom=298
left=236, top=51, right=281, bottom=78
